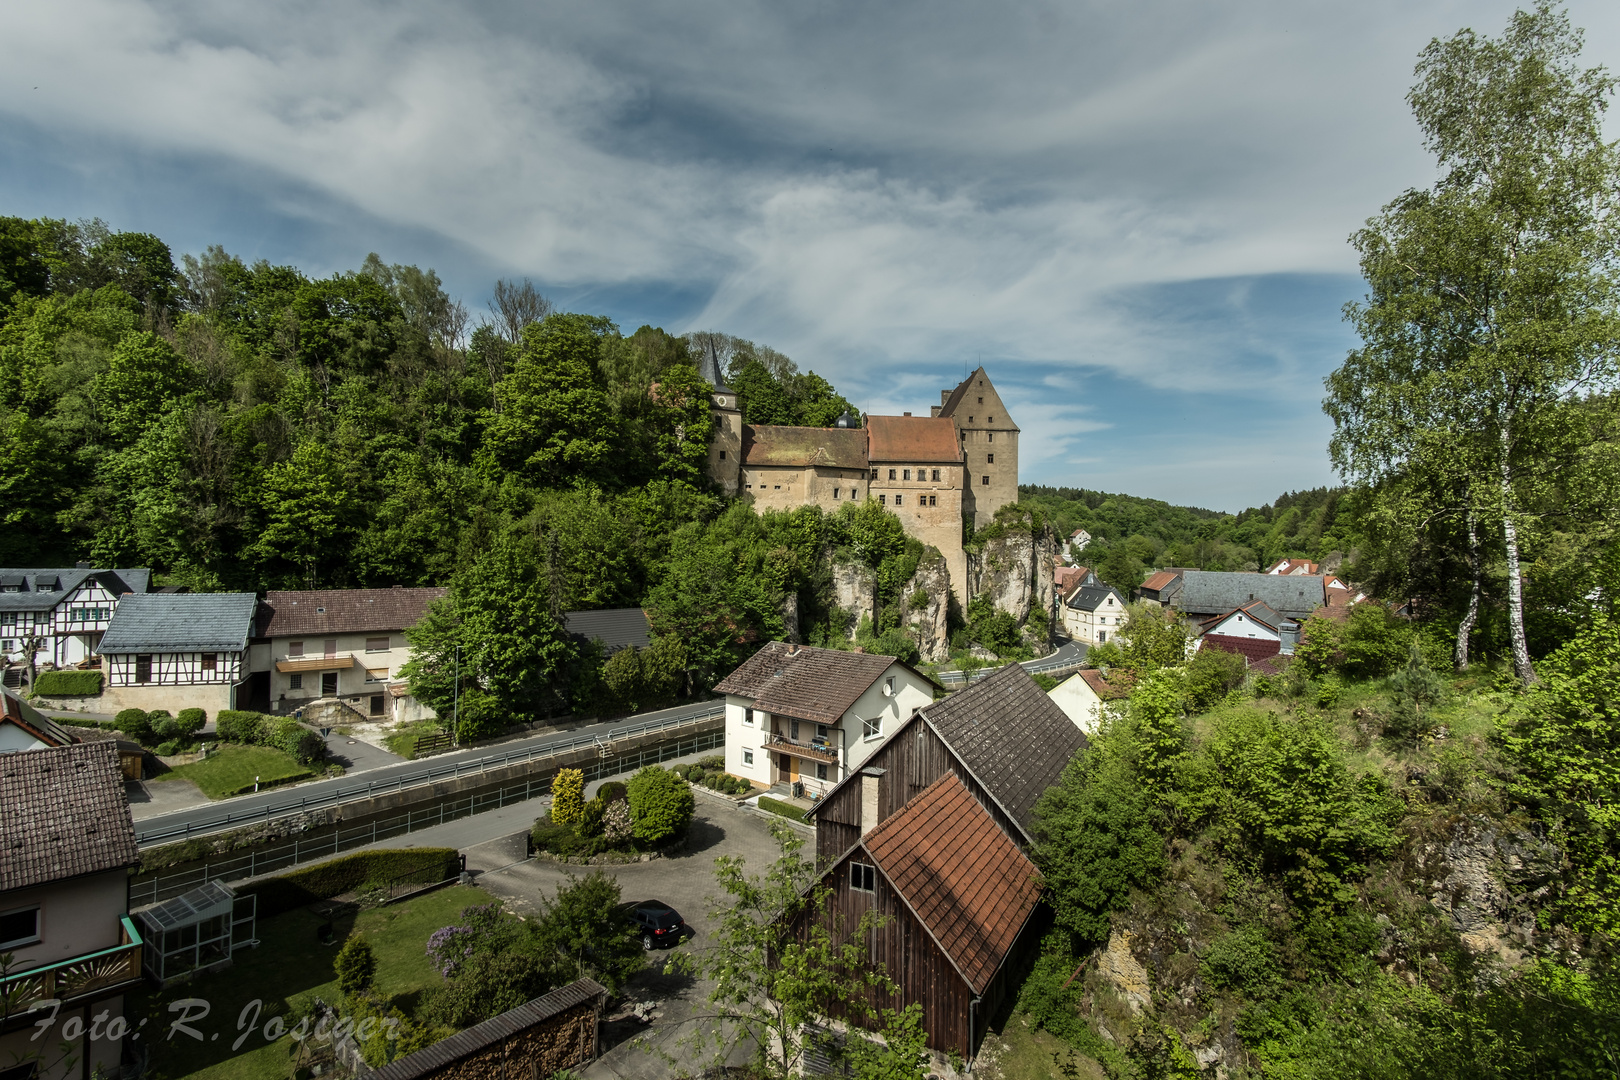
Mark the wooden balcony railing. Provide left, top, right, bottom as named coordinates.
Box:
left=765, top=731, right=840, bottom=763
left=0, top=916, right=144, bottom=1017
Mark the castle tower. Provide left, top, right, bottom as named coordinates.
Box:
left=699, top=340, right=743, bottom=495
left=934, top=367, right=1019, bottom=529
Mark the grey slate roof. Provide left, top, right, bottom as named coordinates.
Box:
left=562, top=608, right=652, bottom=654
left=0, top=741, right=140, bottom=891
left=368, top=979, right=607, bottom=1080
left=98, top=593, right=258, bottom=654
left=696, top=339, right=733, bottom=393
left=1177, top=570, right=1327, bottom=622
left=0, top=567, right=150, bottom=613
left=919, top=662, right=1088, bottom=842
left=1064, top=582, right=1125, bottom=613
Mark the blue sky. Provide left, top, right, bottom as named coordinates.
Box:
left=4, top=0, right=1618, bottom=511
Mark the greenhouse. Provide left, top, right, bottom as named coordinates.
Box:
left=134, top=880, right=257, bottom=985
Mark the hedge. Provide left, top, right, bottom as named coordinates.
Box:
left=216, top=710, right=265, bottom=744
left=757, top=796, right=807, bottom=823
left=34, top=669, right=103, bottom=696
left=236, top=848, right=461, bottom=918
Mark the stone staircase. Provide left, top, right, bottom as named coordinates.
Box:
left=292, top=697, right=370, bottom=729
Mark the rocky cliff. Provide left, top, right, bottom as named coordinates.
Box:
left=968, top=508, right=1059, bottom=646
left=829, top=557, right=876, bottom=640
left=901, top=549, right=951, bottom=662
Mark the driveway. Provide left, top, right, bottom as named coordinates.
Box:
left=465, top=793, right=793, bottom=1079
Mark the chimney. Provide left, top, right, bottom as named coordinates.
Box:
left=860, top=767, right=886, bottom=835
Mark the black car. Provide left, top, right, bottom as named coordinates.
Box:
left=627, top=900, right=688, bottom=950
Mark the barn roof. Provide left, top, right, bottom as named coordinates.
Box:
left=861, top=773, right=1042, bottom=995
left=0, top=741, right=139, bottom=891
left=562, top=608, right=652, bottom=654
left=368, top=979, right=607, bottom=1080
left=1177, top=570, right=1327, bottom=621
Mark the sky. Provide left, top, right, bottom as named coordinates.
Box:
left=4, top=1, right=1619, bottom=512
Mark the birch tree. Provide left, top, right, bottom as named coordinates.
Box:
left=1325, top=1, right=1620, bottom=684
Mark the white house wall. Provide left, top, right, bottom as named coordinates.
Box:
left=261, top=632, right=421, bottom=720
left=1206, top=612, right=1281, bottom=641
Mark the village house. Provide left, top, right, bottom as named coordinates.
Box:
left=0, top=741, right=144, bottom=1080
left=1134, top=569, right=1184, bottom=609
left=1175, top=569, right=1333, bottom=625
left=95, top=592, right=258, bottom=714
left=1058, top=568, right=1128, bottom=645
left=251, top=587, right=446, bottom=722
left=713, top=642, right=936, bottom=798
left=1, top=688, right=145, bottom=776
left=0, top=564, right=150, bottom=684
left=1047, top=667, right=1134, bottom=734
left=802, top=663, right=1085, bottom=1059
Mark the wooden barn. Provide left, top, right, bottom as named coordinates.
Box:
left=802, top=772, right=1046, bottom=1059
left=802, top=662, right=1088, bottom=1058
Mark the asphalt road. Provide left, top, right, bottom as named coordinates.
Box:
left=132, top=697, right=725, bottom=845
left=936, top=635, right=1089, bottom=684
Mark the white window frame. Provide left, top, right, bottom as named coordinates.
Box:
left=862, top=716, right=883, bottom=741
left=742, top=749, right=755, bottom=766
left=742, top=708, right=756, bottom=727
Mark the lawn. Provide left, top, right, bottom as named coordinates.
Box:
left=978, top=1018, right=1106, bottom=1080
left=152, top=744, right=317, bottom=799
left=382, top=720, right=448, bottom=760
left=131, top=884, right=494, bottom=1080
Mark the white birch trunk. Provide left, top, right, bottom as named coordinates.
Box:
left=1498, top=425, right=1537, bottom=685
left=1454, top=511, right=1481, bottom=670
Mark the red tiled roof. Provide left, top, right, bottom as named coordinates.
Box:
left=258, top=587, right=447, bottom=638
left=1267, top=558, right=1319, bottom=576
left=862, top=773, right=1043, bottom=994
left=1201, top=635, right=1282, bottom=664
left=866, top=415, right=963, bottom=463
left=1054, top=566, right=1086, bottom=592
left=739, top=425, right=868, bottom=469
left=714, top=642, right=906, bottom=725
left=0, top=741, right=139, bottom=891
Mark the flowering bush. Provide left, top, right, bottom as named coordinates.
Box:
left=603, top=799, right=633, bottom=842
left=425, top=902, right=507, bottom=977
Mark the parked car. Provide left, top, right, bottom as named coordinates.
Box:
left=627, top=900, right=688, bottom=950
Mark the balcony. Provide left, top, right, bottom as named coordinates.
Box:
left=765, top=731, right=840, bottom=764
left=275, top=652, right=358, bottom=673
left=0, top=917, right=145, bottom=1026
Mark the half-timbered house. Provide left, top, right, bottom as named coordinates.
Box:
left=799, top=662, right=1086, bottom=1060
left=797, top=773, right=1045, bottom=1060
left=0, top=565, right=150, bottom=680
left=97, top=593, right=258, bottom=714
left=713, top=642, right=936, bottom=798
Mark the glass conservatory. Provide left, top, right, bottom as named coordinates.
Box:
left=135, top=880, right=257, bottom=985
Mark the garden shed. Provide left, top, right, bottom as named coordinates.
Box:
left=134, top=880, right=257, bottom=985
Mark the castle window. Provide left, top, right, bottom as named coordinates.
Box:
left=987, top=453, right=994, bottom=464
left=989, top=415, right=994, bottom=423
left=932, top=469, right=940, bottom=481
left=895, top=494, right=903, bottom=506
left=929, top=495, right=937, bottom=506
left=879, top=495, right=887, bottom=505
left=888, top=469, right=896, bottom=480
left=982, top=475, right=990, bottom=485
left=978, top=396, right=983, bottom=404
left=719, top=450, right=726, bottom=459
left=969, top=416, right=974, bottom=423
left=988, top=432, right=994, bottom=443
left=774, top=485, right=781, bottom=489
left=871, top=468, right=878, bottom=480
left=902, top=469, right=910, bottom=481
left=833, top=488, right=840, bottom=499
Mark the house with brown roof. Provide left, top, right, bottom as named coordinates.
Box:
left=713, top=642, right=936, bottom=798
left=1, top=689, right=144, bottom=777
left=250, top=587, right=446, bottom=722
left=1134, top=569, right=1184, bottom=608
left=1047, top=667, right=1134, bottom=734
left=738, top=423, right=871, bottom=512
left=868, top=413, right=968, bottom=589
left=796, top=773, right=1045, bottom=1060
left=1196, top=599, right=1299, bottom=654
left=0, top=741, right=145, bottom=1080
left=1266, top=557, right=1319, bottom=576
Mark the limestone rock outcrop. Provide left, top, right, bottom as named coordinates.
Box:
left=967, top=512, right=1059, bottom=648
left=900, top=549, right=951, bottom=662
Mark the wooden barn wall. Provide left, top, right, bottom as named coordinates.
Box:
left=798, top=847, right=975, bottom=1059
left=814, top=716, right=1026, bottom=868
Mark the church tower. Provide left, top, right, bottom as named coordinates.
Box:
left=934, top=367, right=1019, bottom=529
left=699, top=340, right=743, bottom=495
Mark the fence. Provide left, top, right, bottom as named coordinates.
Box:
left=130, top=727, right=724, bottom=907
left=134, top=701, right=724, bottom=846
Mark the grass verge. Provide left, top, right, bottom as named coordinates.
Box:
left=152, top=744, right=316, bottom=799
left=129, top=884, right=493, bottom=1080
left=383, top=721, right=447, bottom=760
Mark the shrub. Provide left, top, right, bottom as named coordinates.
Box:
left=216, top=710, right=266, bottom=744
left=1200, top=926, right=1282, bottom=996
left=685, top=766, right=705, bottom=783
left=597, top=780, right=628, bottom=805
left=1183, top=646, right=1248, bottom=712
left=154, top=740, right=183, bottom=756
left=578, top=796, right=608, bottom=837
left=335, top=936, right=377, bottom=997
left=602, top=800, right=633, bottom=842
left=757, top=796, right=806, bottom=822
left=627, top=766, right=695, bottom=844
left=238, top=848, right=459, bottom=917
left=116, top=708, right=154, bottom=745
left=551, top=768, right=586, bottom=824
left=33, top=669, right=102, bottom=696
left=175, top=707, right=207, bottom=736
left=1383, top=644, right=1446, bottom=746
left=266, top=717, right=325, bottom=763
left=696, top=754, right=724, bottom=770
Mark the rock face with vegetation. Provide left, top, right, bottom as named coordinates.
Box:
left=900, top=550, right=951, bottom=662
left=966, top=505, right=1058, bottom=649
left=829, top=556, right=877, bottom=640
